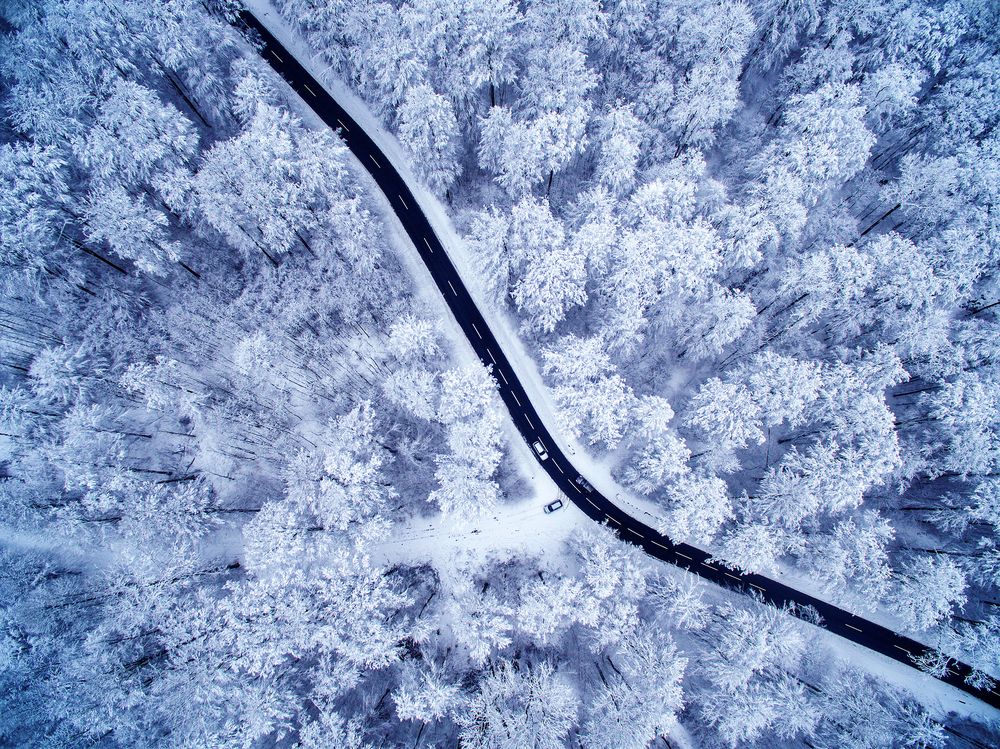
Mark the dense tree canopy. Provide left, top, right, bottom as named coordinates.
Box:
left=3, top=0, right=1000, bottom=747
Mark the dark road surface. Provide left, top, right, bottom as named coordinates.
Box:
left=237, top=10, right=1000, bottom=710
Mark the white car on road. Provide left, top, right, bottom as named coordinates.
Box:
left=532, top=440, right=549, bottom=460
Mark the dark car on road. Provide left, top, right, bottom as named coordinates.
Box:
left=575, top=476, right=594, bottom=492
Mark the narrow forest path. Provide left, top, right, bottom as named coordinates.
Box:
left=236, top=9, right=1000, bottom=710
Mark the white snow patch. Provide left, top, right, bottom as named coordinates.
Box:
left=370, top=491, right=588, bottom=572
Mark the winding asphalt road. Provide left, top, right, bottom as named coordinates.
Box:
left=237, top=10, right=1000, bottom=710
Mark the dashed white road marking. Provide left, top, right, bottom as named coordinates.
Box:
left=724, top=572, right=741, bottom=582
left=605, top=515, right=621, bottom=525
left=525, top=414, right=535, bottom=429
left=471, top=322, right=482, bottom=339
left=845, top=623, right=863, bottom=633
left=511, top=391, right=522, bottom=407
left=700, top=562, right=715, bottom=571
left=675, top=552, right=692, bottom=561
left=447, top=280, right=458, bottom=296
left=651, top=540, right=670, bottom=551
left=750, top=583, right=766, bottom=592
left=497, top=369, right=508, bottom=385
left=486, top=348, right=496, bottom=364
left=369, top=154, right=381, bottom=168
left=423, top=237, right=433, bottom=253
left=584, top=496, right=599, bottom=509
left=303, top=83, right=316, bottom=96
left=398, top=194, right=409, bottom=209
left=627, top=527, right=644, bottom=539
left=337, top=118, right=350, bottom=132
left=552, top=459, right=564, bottom=474
left=270, top=49, right=283, bottom=62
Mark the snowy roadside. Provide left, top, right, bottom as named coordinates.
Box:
left=368, top=497, right=592, bottom=573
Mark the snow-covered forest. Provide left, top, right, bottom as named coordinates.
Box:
left=2, top=0, right=999, bottom=747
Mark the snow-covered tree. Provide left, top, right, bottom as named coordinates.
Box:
left=478, top=106, right=547, bottom=195
left=517, top=574, right=590, bottom=645
left=191, top=103, right=348, bottom=264
left=674, top=285, right=756, bottom=361
left=430, top=364, right=505, bottom=518
left=594, top=103, right=644, bottom=195
left=83, top=184, right=180, bottom=274
left=754, top=83, right=875, bottom=239
left=685, top=378, right=765, bottom=452
left=925, top=371, right=1000, bottom=479
left=890, top=554, right=968, bottom=632
left=400, top=0, right=521, bottom=108
left=621, top=431, right=691, bottom=496
left=648, top=572, right=711, bottom=631
left=387, top=314, right=441, bottom=362
left=72, top=79, right=198, bottom=188
left=581, top=624, right=686, bottom=749
left=714, top=202, right=777, bottom=271
left=862, top=63, right=924, bottom=133
left=737, top=352, right=822, bottom=429
left=512, top=243, right=587, bottom=334
left=541, top=335, right=638, bottom=448
left=394, top=659, right=464, bottom=723
left=0, top=142, right=71, bottom=270
left=700, top=601, right=807, bottom=693
left=398, top=83, right=461, bottom=195
left=466, top=205, right=512, bottom=303
left=667, top=1, right=755, bottom=151
left=571, top=526, right=648, bottom=649
left=300, top=709, right=373, bottom=749
left=816, top=667, right=947, bottom=749
left=745, top=0, right=822, bottom=73
left=459, top=660, right=579, bottom=749
left=717, top=520, right=797, bottom=574
left=446, top=585, right=514, bottom=666
left=519, top=42, right=597, bottom=179
left=658, top=472, right=732, bottom=545
left=805, top=511, right=895, bottom=604
left=602, top=167, right=724, bottom=352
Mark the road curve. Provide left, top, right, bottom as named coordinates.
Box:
left=236, top=10, right=1000, bottom=709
